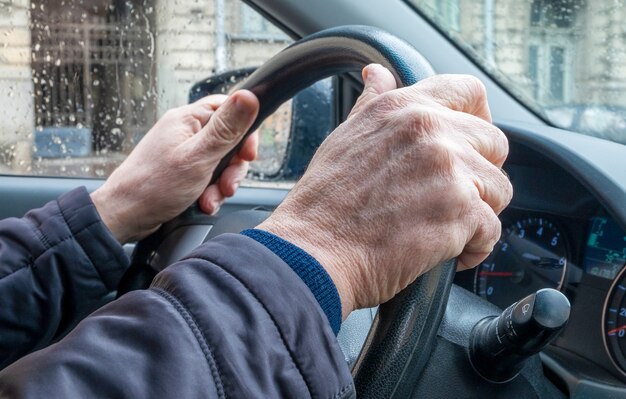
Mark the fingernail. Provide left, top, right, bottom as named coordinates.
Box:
left=210, top=201, right=221, bottom=215
left=363, top=64, right=383, bottom=83
left=231, top=93, right=241, bottom=108
left=232, top=90, right=253, bottom=112
left=224, top=94, right=241, bottom=112
left=362, top=67, right=369, bottom=82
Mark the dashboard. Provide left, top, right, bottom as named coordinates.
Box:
left=3, top=119, right=623, bottom=397
left=454, top=137, right=626, bottom=387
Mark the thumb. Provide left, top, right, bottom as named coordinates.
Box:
left=348, top=64, right=397, bottom=118
left=193, top=89, right=259, bottom=154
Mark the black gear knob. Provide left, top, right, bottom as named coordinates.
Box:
left=469, top=288, right=570, bottom=383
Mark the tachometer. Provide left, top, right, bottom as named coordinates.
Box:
left=474, top=217, right=568, bottom=309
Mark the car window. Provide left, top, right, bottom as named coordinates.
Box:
left=0, top=0, right=293, bottom=180
left=406, top=0, right=626, bottom=145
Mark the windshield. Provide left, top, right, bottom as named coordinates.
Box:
left=406, top=0, right=626, bottom=144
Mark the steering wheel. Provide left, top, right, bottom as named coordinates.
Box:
left=118, top=25, right=456, bottom=398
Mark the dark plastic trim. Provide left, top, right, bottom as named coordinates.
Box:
left=499, top=122, right=626, bottom=233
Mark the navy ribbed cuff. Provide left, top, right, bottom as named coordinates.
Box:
left=240, top=229, right=342, bottom=335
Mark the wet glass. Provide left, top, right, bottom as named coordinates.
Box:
left=406, top=0, right=626, bottom=144
left=0, top=0, right=293, bottom=181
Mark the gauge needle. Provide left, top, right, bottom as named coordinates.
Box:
left=522, top=252, right=562, bottom=269
left=607, top=325, right=626, bottom=335
left=479, top=271, right=515, bottom=277
left=522, top=253, right=541, bottom=261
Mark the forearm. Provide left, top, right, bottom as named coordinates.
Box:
left=0, top=234, right=353, bottom=398
left=0, top=187, right=129, bottom=368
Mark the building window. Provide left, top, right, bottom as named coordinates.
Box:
left=30, top=0, right=156, bottom=154
left=527, top=42, right=570, bottom=104
left=528, top=0, right=581, bottom=104
left=236, top=3, right=288, bottom=41
left=416, top=0, right=461, bottom=32
left=530, top=0, right=577, bottom=28
left=529, top=45, right=539, bottom=99
left=432, top=0, right=460, bottom=32
left=550, top=46, right=565, bottom=101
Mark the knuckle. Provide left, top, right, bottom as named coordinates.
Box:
left=419, top=136, right=458, bottom=176
left=503, top=177, right=514, bottom=210
left=168, top=152, right=188, bottom=171
left=490, top=125, right=509, bottom=164
left=350, top=86, right=383, bottom=118
left=361, top=84, right=380, bottom=99
left=368, top=91, right=403, bottom=117
left=192, top=119, right=202, bottom=133
left=469, top=205, right=499, bottom=250
left=402, top=105, right=443, bottom=136
left=449, top=228, right=470, bottom=258
left=489, top=165, right=513, bottom=211
left=461, top=115, right=508, bottom=164
left=484, top=210, right=502, bottom=246
left=447, top=179, right=478, bottom=217
left=418, top=175, right=471, bottom=228
left=496, top=166, right=512, bottom=194
left=177, top=111, right=202, bottom=131
left=461, top=75, right=488, bottom=101
left=211, top=114, right=238, bottom=143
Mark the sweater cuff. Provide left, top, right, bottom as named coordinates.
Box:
left=240, top=229, right=342, bottom=334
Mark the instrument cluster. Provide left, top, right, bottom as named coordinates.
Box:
left=455, top=208, right=626, bottom=381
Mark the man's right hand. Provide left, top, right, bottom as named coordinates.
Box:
left=91, top=91, right=259, bottom=244
left=257, top=64, right=512, bottom=319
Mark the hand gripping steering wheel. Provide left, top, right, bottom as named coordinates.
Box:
left=121, top=25, right=457, bottom=398
left=211, top=25, right=459, bottom=398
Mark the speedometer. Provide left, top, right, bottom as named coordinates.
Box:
left=603, top=266, right=626, bottom=377
left=474, top=217, right=568, bottom=309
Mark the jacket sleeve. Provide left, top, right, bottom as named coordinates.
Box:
left=0, top=234, right=355, bottom=399
left=0, top=187, right=130, bottom=369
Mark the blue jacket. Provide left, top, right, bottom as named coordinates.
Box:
left=0, top=187, right=354, bottom=398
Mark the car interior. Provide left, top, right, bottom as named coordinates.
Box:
left=2, top=0, right=626, bottom=397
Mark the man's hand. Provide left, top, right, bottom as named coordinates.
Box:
left=257, top=64, right=512, bottom=319
left=91, top=91, right=260, bottom=243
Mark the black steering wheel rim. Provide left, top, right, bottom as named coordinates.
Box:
left=210, top=25, right=436, bottom=185
left=119, top=25, right=457, bottom=398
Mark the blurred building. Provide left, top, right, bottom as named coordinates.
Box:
left=0, top=0, right=289, bottom=174
left=416, top=0, right=626, bottom=108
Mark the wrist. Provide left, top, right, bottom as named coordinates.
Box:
left=91, top=185, right=135, bottom=244
left=256, top=215, right=357, bottom=320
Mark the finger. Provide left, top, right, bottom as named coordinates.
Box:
left=219, top=159, right=249, bottom=197
left=413, top=74, right=492, bottom=122
left=443, top=108, right=508, bottom=167
left=457, top=200, right=502, bottom=270
left=191, top=90, right=259, bottom=155
left=237, top=130, right=259, bottom=162
left=198, top=184, right=225, bottom=215
left=462, top=149, right=513, bottom=214
left=348, top=64, right=397, bottom=118
left=183, top=94, right=228, bottom=126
